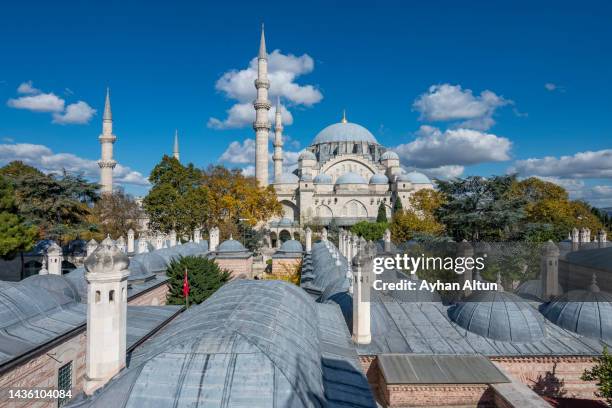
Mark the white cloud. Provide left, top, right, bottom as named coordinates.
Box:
left=530, top=176, right=612, bottom=207
left=52, top=101, right=96, bottom=124
left=17, top=81, right=40, bottom=95
left=7, top=82, right=95, bottom=125
left=406, top=165, right=465, bottom=180
left=0, top=143, right=149, bottom=187
left=208, top=50, right=322, bottom=129
left=8, top=92, right=65, bottom=112
left=412, top=84, right=511, bottom=130
left=393, top=125, right=511, bottom=168
left=219, top=139, right=256, bottom=164
left=509, top=149, right=612, bottom=179
left=208, top=102, right=293, bottom=130
left=241, top=165, right=255, bottom=177
left=544, top=83, right=565, bottom=93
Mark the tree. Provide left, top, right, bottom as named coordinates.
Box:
left=393, top=196, right=403, bottom=214
left=351, top=221, right=389, bottom=241
left=435, top=175, right=525, bottom=241
left=166, top=256, right=230, bottom=306
left=90, top=189, right=144, bottom=238
left=376, top=203, right=388, bottom=223
left=582, top=346, right=612, bottom=406
left=0, top=175, right=38, bottom=258
left=390, top=189, right=445, bottom=243
left=0, top=161, right=99, bottom=243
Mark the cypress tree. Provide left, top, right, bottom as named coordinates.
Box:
left=376, top=202, right=388, bottom=223
left=166, top=255, right=230, bottom=305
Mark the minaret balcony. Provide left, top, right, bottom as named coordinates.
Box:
left=253, top=121, right=271, bottom=131
left=98, top=160, right=117, bottom=168
left=254, top=78, right=270, bottom=89
left=98, top=134, right=117, bottom=143
left=253, top=100, right=271, bottom=110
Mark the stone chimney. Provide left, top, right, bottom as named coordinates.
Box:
left=47, top=242, right=63, bottom=275
left=541, top=240, right=560, bottom=300
left=209, top=227, right=219, bottom=252
left=127, top=229, right=135, bottom=253
left=599, top=229, right=607, bottom=248
left=383, top=228, right=391, bottom=253
left=352, top=238, right=373, bottom=345
left=38, top=258, right=48, bottom=275
left=305, top=227, right=312, bottom=253
left=86, top=239, right=98, bottom=257
left=456, top=240, right=474, bottom=297
left=321, top=228, right=328, bottom=241
left=169, top=230, right=177, bottom=247
left=83, top=241, right=130, bottom=395
left=579, top=228, right=588, bottom=244
left=154, top=233, right=164, bottom=250
left=137, top=235, right=148, bottom=254
left=116, top=236, right=126, bottom=253
left=194, top=227, right=201, bottom=244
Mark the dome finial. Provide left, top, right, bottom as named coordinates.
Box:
left=341, top=109, right=347, bottom=124
left=589, top=273, right=601, bottom=293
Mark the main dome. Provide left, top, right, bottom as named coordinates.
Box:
left=312, top=121, right=378, bottom=145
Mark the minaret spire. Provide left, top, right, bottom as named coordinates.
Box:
left=98, top=88, right=117, bottom=194
left=253, top=24, right=271, bottom=187
left=173, top=129, right=180, bottom=161
left=341, top=109, right=347, bottom=124
left=273, top=96, right=284, bottom=182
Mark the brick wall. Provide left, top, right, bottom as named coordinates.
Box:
left=215, top=258, right=253, bottom=279
left=0, top=331, right=86, bottom=408
left=271, top=258, right=301, bottom=278
left=128, top=283, right=169, bottom=306
left=384, top=384, right=492, bottom=407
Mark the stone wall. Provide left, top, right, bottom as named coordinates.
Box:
left=0, top=331, right=86, bottom=408
left=271, top=258, right=301, bottom=278
left=215, top=258, right=253, bottom=279
left=128, top=283, right=169, bottom=306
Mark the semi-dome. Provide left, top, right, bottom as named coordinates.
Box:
left=276, top=172, right=299, bottom=184
left=336, top=172, right=367, bottom=185
left=380, top=151, right=399, bottom=160
left=299, top=150, right=316, bottom=160
left=397, top=171, right=431, bottom=184
left=541, top=275, right=612, bottom=341
left=312, top=121, right=378, bottom=145
left=369, top=174, right=389, bottom=184
left=448, top=291, right=546, bottom=342
left=300, top=173, right=313, bottom=182
left=314, top=173, right=332, bottom=184
left=217, top=238, right=247, bottom=253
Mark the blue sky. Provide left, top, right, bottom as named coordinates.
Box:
left=0, top=0, right=610, bottom=205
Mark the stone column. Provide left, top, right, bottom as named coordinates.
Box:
left=83, top=241, right=130, bottom=395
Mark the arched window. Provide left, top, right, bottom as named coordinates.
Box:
left=109, top=290, right=115, bottom=302
left=95, top=291, right=101, bottom=303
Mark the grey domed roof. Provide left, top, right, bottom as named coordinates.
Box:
left=312, top=121, right=378, bottom=145
left=299, top=150, right=316, bottom=160
left=131, top=252, right=168, bottom=274
left=314, top=173, right=332, bottom=184
left=541, top=281, right=612, bottom=341
left=217, top=239, right=247, bottom=253
left=369, top=174, right=389, bottom=184
left=380, top=151, right=399, bottom=160
left=448, top=291, right=546, bottom=342
left=336, top=172, right=367, bottom=185
left=279, top=240, right=303, bottom=253
left=276, top=172, right=299, bottom=184
left=400, top=171, right=431, bottom=184
left=278, top=217, right=294, bottom=227
left=300, top=173, right=313, bottom=182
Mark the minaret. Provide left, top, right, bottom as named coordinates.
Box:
left=273, top=97, right=284, bottom=182
left=98, top=88, right=117, bottom=194
left=173, top=129, right=180, bottom=161
left=253, top=24, right=271, bottom=187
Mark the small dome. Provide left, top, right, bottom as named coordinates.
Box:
left=313, top=173, right=332, bottom=184
left=335, top=172, right=367, bottom=185
left=276, top=172, right=299, bottom=184
left=404, top=171, right=431, bottom=184
left=380, top=151, right=399, bottom=160
left=300, top=173, right=313, bottom=182
left=217, top=239, right=247, bottom=253
left=278, top=217, right=294, bottom=227
left=448, top=291, right=546, bottom=342
left=369, top=174, right=389, bottom=184
left=541, top=276, right=612, bottom=341
left=84, top=244, right=130, bottom=274
left=299, top=150, right=316, bottom=161
left=312, top=121, right=378, bottom=145
left=279, top=240, right=303, bottom=253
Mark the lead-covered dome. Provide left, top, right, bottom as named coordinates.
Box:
left=448, top=291, right=546, bottom=342
left=312, top=121, right=378, bottom=145
left=369, top=174, right=389, bottom=184
left=277, top=172, right=299, bottom=183
left=336, top=172, right=367, bottom=185
left=314, top=173, right=332, bottom=184
left=380, top=151, right=399, bottom=160
left=397, top=171, right=431, bottom=184
left=299, top=150, right=316, bottom=160
left=217, top=238, right=247, bottom=253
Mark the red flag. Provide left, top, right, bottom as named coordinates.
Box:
left=182, top=268, right=190, bottom=298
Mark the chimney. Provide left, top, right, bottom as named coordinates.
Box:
left=127, top=229, right=135, bottom=253
left=86, top=239, right=98, bottom=257
left=83, top=241, right=130, bottom=395
left=47, top=242, right=63, bottom=275
left=209, top=227, right=219, bottom=252
left=541, top=240, right=560, bottom=300
left=383, top=228, right=391, bottom=253
left=169, top=230, right=177, bottom=247
left=137, top=235, right=148, bottom=254
left=352, top=238, right=373, bottom=344
left=194, top=227, right=201, bottom=244
left=321, top=227, right=328, bottom=241
left=305, top=227, right=312, bottom=253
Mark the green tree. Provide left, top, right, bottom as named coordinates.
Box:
left=582, top=346, right=612, bottom=406
left=166, top=256, right=230, bottom=306
left=436, top=175, right=525, bottom=241
left=376, top=203, right=388, bottom=223
left=90, top=189, right=143, bottom=239
left=351, top=221, right=389, bottom=241
left=0, top=175, right=38, bottom=258
left=393, top=196, right=403, bottom=214
left=390, top=189, right=445, bottom=243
